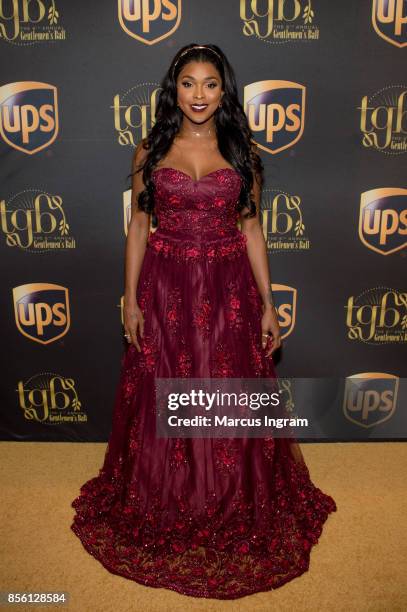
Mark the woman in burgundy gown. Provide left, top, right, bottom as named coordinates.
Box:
left=71, top=43, right=337, bottom=599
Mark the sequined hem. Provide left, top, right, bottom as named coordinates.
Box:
left=70, top=522, right=313, bottom=599
left=147, top=231, right=248, bottom=262
left=70, top=457, right=337, bottom=599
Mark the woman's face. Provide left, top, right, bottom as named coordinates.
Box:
left=176, top=60, right=224, bottom=124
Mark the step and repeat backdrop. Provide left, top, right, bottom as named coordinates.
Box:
left=0, top=1, right=406, bottom=442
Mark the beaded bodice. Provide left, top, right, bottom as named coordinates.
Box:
left=148, top=167, right=246, bottom=262
left=152, top=167, right=242, bottom=236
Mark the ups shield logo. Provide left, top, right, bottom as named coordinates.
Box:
left=13, top=283, right=70, bottom=344
left=343, top=372, right=398, bottom=428
left=359, top=188, right=407, bottom=255
left=372, top=0, right=407, bottom=48
left=272, top=284, right=297, bottom=339
left=118, top=0, right=181, bottom=45
left=244, top=80, right=305, bottom=154
left=0, top=82, right=59, bottom=155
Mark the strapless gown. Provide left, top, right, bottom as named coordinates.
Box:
left=70, top=167, right=337, bottom=599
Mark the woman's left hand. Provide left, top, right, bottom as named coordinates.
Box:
left=261, top=305, right=282, bottom=357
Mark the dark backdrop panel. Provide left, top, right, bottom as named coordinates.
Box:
left=0, top=1, right=405, bottom=441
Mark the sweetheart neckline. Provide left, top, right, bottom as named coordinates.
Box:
left=152, top=166, right=240, bottom=183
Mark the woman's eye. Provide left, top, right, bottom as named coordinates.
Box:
left=180, top=82, right=217, bottom=88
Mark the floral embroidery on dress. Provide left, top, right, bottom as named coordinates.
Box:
left=122, top=366, right=139, bottom=408
left=128, top=417, right=141, bottom=459
left=211, top=342, right=235, bottom=378
left=138, top=330, right=159, bottom=373
left=137, top=275, right=153, bottom=314
left=247, top=280, right=262, bottom=311
left=255, top=481, right=268, bottom=512
left=263, top=437, right=275, bottom=461
left=148, top=232, right=247, bottom=263
left=71, top=453, right=337, bottom=598
left=214, top=196, right=226, bottom=208
left=225, top=280, right=243, bottom=331
left=214, top=438, right=239, bottom=473
left=166, top=286, right=182, bottom=335
left=110, top=361, right=140, bottom=425
left=169, top=438, right=188, bottom=470
left=168, top=194, right=181, bottom=206
left=192, top=291, right=212, bottom=338
left=175, top=337, right=193, bottom=377
left=248, top=326, right=263, bottom=377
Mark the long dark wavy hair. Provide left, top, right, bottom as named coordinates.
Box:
left=128, top=43, right=263, bottom=224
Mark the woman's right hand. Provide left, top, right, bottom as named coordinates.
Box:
left=124, top=302, right=144, bottom=351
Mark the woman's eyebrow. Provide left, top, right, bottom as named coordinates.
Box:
left=180, top=75, right=219, bottom=80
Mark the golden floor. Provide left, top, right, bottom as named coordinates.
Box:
left=0, top=441, right=406, bottom=612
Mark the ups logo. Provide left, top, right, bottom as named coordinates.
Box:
left=13, top=282, right=70, bottom=344
left=359, top=188, right=407, bottom=255
left=272, top=283, right=297, bottom=339
left=118, top=0, right=181, bottom=45
left=244, top=80, right=305, bottom=154
left=0, top=82, right=59, bottom=155
left=372, top=0, right=407, bottom=48
left=343, top=372, right=399, bottom=428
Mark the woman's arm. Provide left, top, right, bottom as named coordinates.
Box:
left=239, top=149, right=282, bottom=356
left=123, top=140, right=151, bottom=351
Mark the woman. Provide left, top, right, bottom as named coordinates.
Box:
left=71, top=43, right=337, bottom=600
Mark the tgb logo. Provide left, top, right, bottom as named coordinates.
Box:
left=0, top=81, right=59, bottom=154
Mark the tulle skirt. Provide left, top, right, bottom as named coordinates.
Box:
left=71, top=230, right=337, bottom=599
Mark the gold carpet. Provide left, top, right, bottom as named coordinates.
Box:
left=1, top=441, right=406, bottom=612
